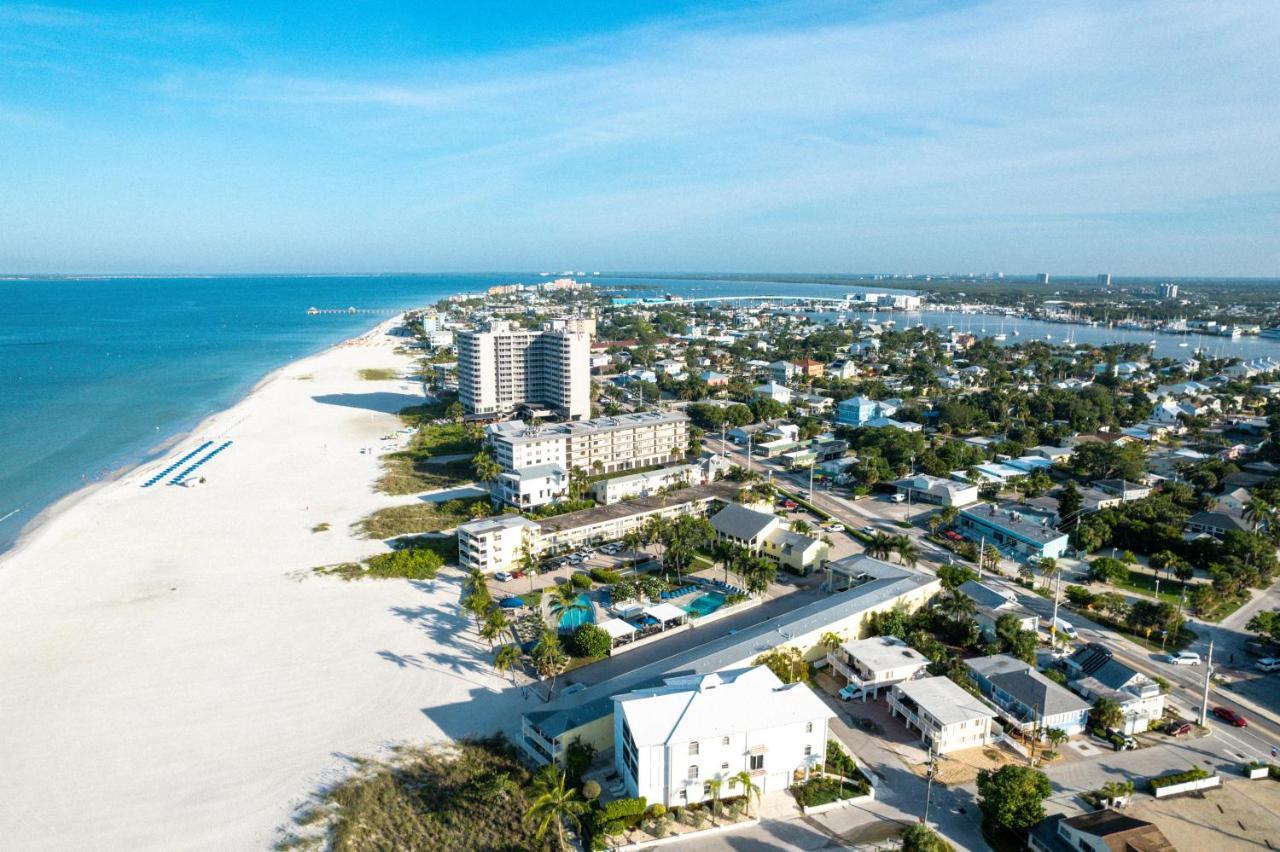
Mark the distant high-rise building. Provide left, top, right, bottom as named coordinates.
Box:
left=458, top=320, right=591, bottom=421
left=1160, top=283, right=1179, bottom=300
left=1097, top=274, right=1111, bottom=287
left=1036, top=273, right=1051, bottom=285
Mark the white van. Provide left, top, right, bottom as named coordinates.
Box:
left=1052, top=617, right=1078, bottom=639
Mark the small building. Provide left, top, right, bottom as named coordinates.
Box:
left=965, top=655, right=1091, bottom=738
left=457, top=515, right=540, bottom=575
left=826, top=635, right=929, bottom=701
left=956, top=503, right=1071, bottom=563
left=613, top=666, right=833, bottom=807
left=835, top=396, right=899, bottom=428
left=1183, top=510, right=1251, bottom=540
left=494, top=463, right=568, bottom=510
left=709, top=503, right=829, bottom=575
left=957, top=580, right=1039, bottom=641
left=893, top=474, right=980, bottom=508
left=753, top=381, right=792, bottom=404
left=769, top=360, right=799, bottom=383
left=794, top=358, right=825, bottom=378
left=1092, top=479, right=1152, bottom=501
left=699, top=370, right=729, bottom=388
left=1029, top=811, right=1176, bottom=852
left=591, top=464, right=698, bottom=505
left=887, top=677, right=999, bottom=754
left=1064, top=644, right=1165, bottom=735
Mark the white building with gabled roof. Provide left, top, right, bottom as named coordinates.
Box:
left=613, top=665, right=833, bottom=807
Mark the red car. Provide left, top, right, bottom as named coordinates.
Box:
left=781, top=500, right=798, bottom=510
left=1212, top=706, right=1247, bottom=727
left=1164, top=721, right=1192, bottom=737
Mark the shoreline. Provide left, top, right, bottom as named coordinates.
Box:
left=0, top=314, right=405, bottom=564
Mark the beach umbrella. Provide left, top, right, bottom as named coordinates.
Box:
left=499, top=597, right=525, bottom=609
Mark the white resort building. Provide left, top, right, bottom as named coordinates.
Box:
left=458, top=319, right=591, bottom=421
left=487, top=411, right=689, bottom=476
left=614, top=666, right=833, bottom=807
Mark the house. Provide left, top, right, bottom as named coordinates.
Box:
left=494, top=463, right=568, bottom=510
left=1216, top=487, right=1253, bottom=515
left=1029, top=811, right=1176, bottom=852
left=827, top=360, right=860, bottom=380
left=753, top=381, right=792, bottom=404
left=887, top=677, right=999, bottom=754
left=958, top=580, right=1039, bottom=641
left=457, top=515, right=540, bottom=575
left=825, top=635, right=929, bottom=701
left=1183, top=510, right=1251, bottom=539
left=591, top=464, right=698, bottom=505
left=865, top=417, right=923, bottom=433
left=710, top=503, right=829, bottom=575
left=892, top=474, right=980, bottom=508
left=700, top=370, right=729, bottom=388
left=956, top=503, right=1071, bottom=562
left=965, top=655, right=1091, bottom=738
left=769, top=360, right=799, bottom=383
left=1091, top=479, right=1152, bottom=501
left=1028, top=445, right=1074, bottom=464
left=1064, top=644, right=1165, bottom=735
left=835, top=395, right=899, bottom=427
left=794, top=358, right=825, bottom=378
left=613, top=665, right=834, bottom=807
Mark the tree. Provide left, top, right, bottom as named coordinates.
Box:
left=1072, top=441, right=1146, bottom=482
left=753, top=646, right=806, bottom=684
left=622, top=528, right=643, bottom=571
left=938, top=590, right=977, bottom=622
left=548, top=584, right=590, bottom=626
left=568, top=466, right=589, bottom=500
left=522, top=766, right=588, bottom=851
left=938, top=563, right=977, bottom=590
left=902, top=824, right=955, bottom=852
left=493, top=643, right=522, bottom=683
left=743, top=556, right=777, bottom=597
left=995, top=613, right=1037, bottom=664
left=866, top=532, right=895, bottom=561
left=1247, top=609, right=1280, bottom=645
left=1056, top=482, right=1083, bottom=528
left=446, top=400, right=464, bottom=423
left=1095, top=591, right=1129, bottom=621
left=472, top=449, right=502, bottom=485
left=569, top=623, right=612, bottom=659
left=1091, top=696, right=1124, bottom=731
left=732, top=770, right=761, bottom=818
left=791, top=519, right=813, bottom=535
left=938, top=505, right=960, bottom=528
left=976, top=764, right=1052, bottom=833
left=479, top=607, right=510, bottom=649
left=531, top=629, right=569, bottom=699
left=1088, top=556, right=1128, bottom=585
left=1045, top=727, right=1067, bottom=750
left=895, top=536, right=920, bottom=569
left=707, top=777, right=723, bottom=825
left=819, top=631, right=845, bottom=652
left=1098, top=780, right=1133, bottom=807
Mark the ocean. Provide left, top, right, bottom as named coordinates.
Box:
left=2, top=273, right=1277, bottom=556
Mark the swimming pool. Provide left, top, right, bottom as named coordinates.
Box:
left=683, top=591, right=727, bottom=618
left=558, top=594, right=596, bottom=630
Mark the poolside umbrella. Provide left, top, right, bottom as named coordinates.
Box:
left=499, top=597, right=525, bottom=609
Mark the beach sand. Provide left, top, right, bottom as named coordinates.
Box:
left=0, top=319, right=521, bottom=850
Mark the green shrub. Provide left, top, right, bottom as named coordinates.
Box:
left=589, top=567, right=622, bottom=584
left=902, top=823, right=956, bottom=852
left=793, top=776, right=868, bottom=807
left=826, top=739, right=858, bottom=778
left=1149, top=766, right=1211, bottom=790
left=602, top=820, right=625, bottom=836
left=569, top=623, right=613, bottom=659
left=571, top=572, right=593, bottom=589
left=648, top=803, right=666, bottom=819
left=725, top=592, right=749, bottom=605
left=600, top=796, right=647, bottom=823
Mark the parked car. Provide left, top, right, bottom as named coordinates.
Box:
left=493, top=571, right=513, bottom=582
left=838, top=684, right=865, bottom=702
left=781, top=500, right=799, bottom=510
left=863, top=525, right=878, bottom=535
left=823, top=522, right=843, bottom=533
left=1164, top=721, right=1193, bottom=737
left=889, top=493, right=906, bottom=503
left=1052, top=617, right=1078, bottom=640
left=1212, top=706, right=1247, bottom=727
left=1256, top=657, right=1280, bottom=673
left=1166, top=651, right=1201, bottom=666
left=1107, top=729, right=1137, bottom=750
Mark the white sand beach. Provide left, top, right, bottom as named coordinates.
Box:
left=0, top=319, right=521, bottom=850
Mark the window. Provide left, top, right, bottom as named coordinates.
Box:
left=703, top=782, right=712, bottom=796
left=722, top=736, right=730, bottom=746
left=749, top=754, right=764, bottom=771
left=721, top=762, right=729, bottom=771
left=688, top=765, right=699, bottom=780
left=688, top=742, right=699, bottom=756
left=805, top=722, right=813, bottom=733
left=804, top=745, right=812, bottom=757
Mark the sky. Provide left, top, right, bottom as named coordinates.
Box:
left=1, top=0, right=1278, bottom=276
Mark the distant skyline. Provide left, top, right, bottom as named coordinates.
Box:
left=1, top=0, right=1277, bottom=276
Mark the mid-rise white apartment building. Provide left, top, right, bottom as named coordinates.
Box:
left=487, top=411, right=689, bottom=476
left=457, top=515, right=539, bottom=575
left=614, top=666, right=833, bottom=807
left=457, top=320, right=591, bottom=421
left=591, top=464, right=698, bottom=504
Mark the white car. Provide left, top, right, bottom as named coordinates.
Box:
left=889, top=493, right=906, bottom=503
left=1166, top=651, right=1201, bottom=666
left=1256, top=657, right=1280, bottom=673
left=493, top=571, right=513, bottom=582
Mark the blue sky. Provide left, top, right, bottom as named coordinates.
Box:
left=1, top=0, right=1277, bottom=275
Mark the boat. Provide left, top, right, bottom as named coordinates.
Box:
left=993, top=333, right=1007, bottom=342
left=1178, top=342, right=1189, bottom=347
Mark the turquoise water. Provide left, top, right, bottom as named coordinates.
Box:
left=2, top=273, right=1277, bottom=557
left=557, top=594, right=596, bottom=630
left=683, top=591, right=727, bottom=617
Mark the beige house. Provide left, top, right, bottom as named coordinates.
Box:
left=709, top=503, right=829, bottom=575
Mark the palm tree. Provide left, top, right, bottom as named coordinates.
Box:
left=472, top=449, right=502, bottom=488
left=791, top=519, right=813, bottom=535
left=522, top=765, right=588, bottom=851
left=895, top=537, right=920, bottom=569
left=938, top=505, right=959, bottom=528
left=622, top=529, right=643, bottom=572
left=866, top=531, right=894, bottom=561
left=531, top=629, right=569, bottom=700
left=1092, top=696, right=1124, bottom=731
left=568, top=465, right=589, bottom=500
left=937, top=589, right=977, bottom=622
left=494, top=643, right=521, bottom=683
left=732, top=770, right=761, bottom=818
left=480, top=608, right=510, bottom=649
left=547, top=584, right=589, bottom=626
left=644, top=515, right=668, bottom=561
left=1045, top=727, right=1067, bottom=751
left=819, top=630, right=844, bottom=652
left=707, top=777, right=723, bottom=825
left=1098, top=780, right=1133, bottom=807
left=1244, top=497, right=1273, bottom=532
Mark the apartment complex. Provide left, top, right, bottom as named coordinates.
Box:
left=487, top=411, right=689, bottom=475
left=456, top=515, right=540, bottom=576
left=457, top=320, right=591, bottom=421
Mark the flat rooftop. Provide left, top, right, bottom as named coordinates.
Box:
left=895, top=676, right=996, bottom=726
left=536, top=481, right=739, bottom=535
left=960, top=503, right=1068, bottom=545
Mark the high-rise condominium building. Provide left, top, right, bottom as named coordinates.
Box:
left=1160, top=283, right=1179, bottom=300
left=1036, top=273, right=1051, bottom=285
left=458, top=320, right=591, bottom=421
left=1097, top=273, right=1111, bottom=287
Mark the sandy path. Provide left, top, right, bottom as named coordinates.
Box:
left=0, top=320, right=522, bottom=850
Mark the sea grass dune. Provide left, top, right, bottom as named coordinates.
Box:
left=0, top=319, right=522, bottom=850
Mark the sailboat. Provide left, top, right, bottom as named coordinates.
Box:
left=993, top=317, right=1007, bottom=342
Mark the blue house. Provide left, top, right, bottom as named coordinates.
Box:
left=965, top=655, right=1091, bottom=739
left=835, top=396, right=899, bottom=427
left=956, top=502, right=1070, bottom=563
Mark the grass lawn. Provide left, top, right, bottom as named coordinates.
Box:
left=357, top=367, right=399, bottom=381
left=1112, top=570, right=1191, bottom=605
left=356, top=500, right=486, bottom=539
left=376, top=417, right=482, bottom=495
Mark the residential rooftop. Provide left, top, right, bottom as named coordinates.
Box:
left=535, top=481, right=739, bottom=535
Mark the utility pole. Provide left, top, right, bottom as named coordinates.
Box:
left=1198, top=638, right=1214, bottom=726
left=747, top=431, right=753, bottom=476
left=809, top=460, right=815, bottom=501
left=922, top=744, right=938, bottom=828
left=1049, top=567, right=1064, bottom=647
